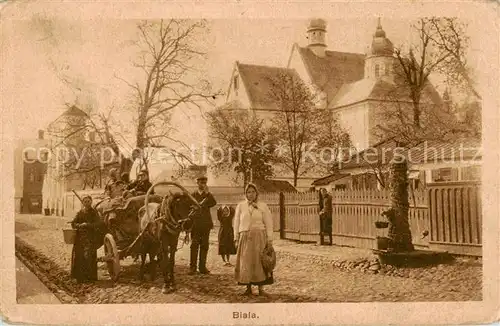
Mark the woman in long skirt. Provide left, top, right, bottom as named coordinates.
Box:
left=233, top=183, right=274, bottom=296
left=217, top=205, right=237, bottom=266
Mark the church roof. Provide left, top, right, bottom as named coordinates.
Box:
left=236, top=62, right=302, bottom=111
left=296, top=46, right=365, bottom=101
left=330, top=60, right=443, bottom=109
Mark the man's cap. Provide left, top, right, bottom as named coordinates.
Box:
left=138, top=169, right=148, bottom=175
left=196, top=176, right=208, bottom=181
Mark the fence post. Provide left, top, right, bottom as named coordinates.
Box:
left=279, top=191, right=285, bottom=239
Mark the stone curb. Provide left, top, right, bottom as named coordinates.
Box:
left=15, top=236, right=80, bottom=304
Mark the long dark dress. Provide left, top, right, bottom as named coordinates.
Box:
left=70, top=208, right=104, bottom=283
left=217, top=206, right=237, bottom=255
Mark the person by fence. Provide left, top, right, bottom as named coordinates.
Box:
left=318, top=188, right=333, bottom=245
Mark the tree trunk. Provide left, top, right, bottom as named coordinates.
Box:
left=120, top=156, right=134, bottom=174
left=412, top=98, right=421, bottom=128
left=387, top=154, right=414, bottom=252
left=136, top=118, right=147, bottom=149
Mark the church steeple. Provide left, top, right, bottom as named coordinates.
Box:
left=364, top=18, right=395, bottom=81
left=370, top=18, right=394, bottom=56
left=307, top=18, right=327, bottom=57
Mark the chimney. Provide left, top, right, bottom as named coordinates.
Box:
left=38, top=130, right=44, bottom=140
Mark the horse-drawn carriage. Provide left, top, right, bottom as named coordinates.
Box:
left=90, top=181, right=202, bottom=284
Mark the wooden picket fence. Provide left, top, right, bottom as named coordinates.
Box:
left=427, top=181, right=482, bottom=256
left=211, top=184, right=481, bottom=256
left=63, top=181, right=482, bottom=256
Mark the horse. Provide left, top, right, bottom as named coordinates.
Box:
left=141, top=182, right=201, bottom=294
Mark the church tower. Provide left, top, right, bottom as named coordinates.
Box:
left=365, top=18, right=395, bottom=82
left=307, top=18, right=327, bottom=57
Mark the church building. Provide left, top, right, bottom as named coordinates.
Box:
left=220, top=18, right=445, bottom=190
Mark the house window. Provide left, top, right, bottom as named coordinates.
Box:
left=29, top=172, right=35, bottom=183
left=375, top=64, right=381, bottom=78
left=439, top=168, right=452, bottom=181
left=462, top=165, right=481, bottom=181
left=88, top=131, right=96, bottom=142
left=335, top=184, right=347, bottom=190
left=234, top=76, right=239, bottom=91
left=433, top=168, right=452, bottom=182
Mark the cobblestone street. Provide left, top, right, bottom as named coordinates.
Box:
left=15, top=214, right=482, bottom=303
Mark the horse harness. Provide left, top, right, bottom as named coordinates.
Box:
left=153, top=195, right=204, bottom=250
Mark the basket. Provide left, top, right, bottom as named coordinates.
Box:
left=63, top=228, right=77, bottom=244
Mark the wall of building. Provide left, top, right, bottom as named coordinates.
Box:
left=287, top=45, right=315, bottom=95
left=336, top=102, right=370, bottom=151
left=22, top=161, right=47, bottom=214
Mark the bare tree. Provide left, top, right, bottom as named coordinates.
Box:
left=46, top=105, right=121, bottom=190
left=267, top=71, right=351, bottom=186
left=266, top=71, right=317, bottom=187
left=373, top=17, right=474, bottom=252
left=119, top=19, right=221, bottom=162
left=311, top=109, right=352, bottom=175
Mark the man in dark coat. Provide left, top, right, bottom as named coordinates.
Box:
left=319, top=188, right=333, bottom=245
left=70, top=195, right=104, bottom=283
left=189, top=176, right=217, bottom=274
left=126, top=169, right=154, bottom=196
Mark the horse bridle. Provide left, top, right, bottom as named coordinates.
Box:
left=144, top=181, right=203, bottom=248
left=158, top=196, right=200, bottom=235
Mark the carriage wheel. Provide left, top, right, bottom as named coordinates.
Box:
left=104, top=233, right=120, bottom=282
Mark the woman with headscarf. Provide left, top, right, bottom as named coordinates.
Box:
left=233, top=183, right=274, bottom=296
left=70, top=195, right=104, bottom=283
left=217, top=205, right=237, bottom=266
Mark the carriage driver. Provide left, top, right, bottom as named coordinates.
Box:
left=189, top=176, right=217, bottom=275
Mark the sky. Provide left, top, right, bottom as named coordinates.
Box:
left=3, top=14, right=481, bottom=149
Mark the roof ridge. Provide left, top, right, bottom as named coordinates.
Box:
left=237, top=62, right=291, bottom=70
left=297, top=45, right=365, bottom=57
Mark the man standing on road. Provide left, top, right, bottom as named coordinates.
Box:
left=189, top=176, right=217, bottom=275
left=319, top=188, right=333, bottom=245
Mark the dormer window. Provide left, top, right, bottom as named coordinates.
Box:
left=375, top=64, right=381, bottom=78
